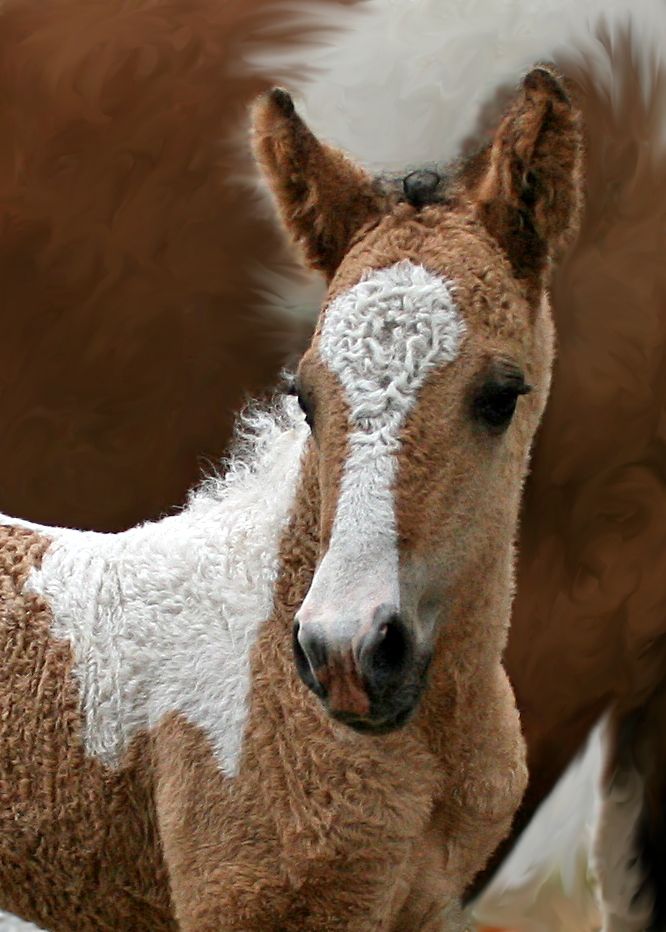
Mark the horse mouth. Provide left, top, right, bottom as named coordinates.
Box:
left=330, top=705, right=415, bottom=735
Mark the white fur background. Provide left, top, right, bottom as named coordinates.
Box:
left=2, top=0, right=665, bottom=928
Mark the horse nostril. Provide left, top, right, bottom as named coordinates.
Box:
left=360, top=610, right=412, bottom=691
left=374, top=619, right=409, bottom=676
left=292, top=622, right=327, bottom=699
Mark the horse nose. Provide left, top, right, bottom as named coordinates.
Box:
left=292, top=604, right=414, bottom=715
left=357, top=604, right=413, bottom=695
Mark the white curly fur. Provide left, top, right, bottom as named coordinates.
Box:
left=4, top=398, right=309, bottom=776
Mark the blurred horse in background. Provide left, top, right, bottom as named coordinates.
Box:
left=0, top=0, right=345, bottom=531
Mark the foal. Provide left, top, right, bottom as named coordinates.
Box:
left=0, top=67, right=582, bottom=930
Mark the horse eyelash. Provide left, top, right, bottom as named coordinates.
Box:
left=513, top=379, right=532, bottom=396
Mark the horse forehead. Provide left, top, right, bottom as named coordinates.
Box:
left=318, top=260, right=466, bottom=412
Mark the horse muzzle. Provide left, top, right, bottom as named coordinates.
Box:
left=292, top=603, right=432, bottom=734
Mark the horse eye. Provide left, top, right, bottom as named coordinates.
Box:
left=281, top=372, right=315, bottom=432
left=297, top=392, right=315, bottom=431
left=473, top=377, right=531, bottom=432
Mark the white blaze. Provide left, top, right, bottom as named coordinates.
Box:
left=299, top=260, right=465, bottom=639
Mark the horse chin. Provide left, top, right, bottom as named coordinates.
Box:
left=329, top=703, right=416, bottom=736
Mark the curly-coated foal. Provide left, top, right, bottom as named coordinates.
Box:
left=0, top=67, right=582, bottom=930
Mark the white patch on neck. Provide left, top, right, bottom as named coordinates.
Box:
left=22, top=399, right=308, bottom=776
left=300, top=260, right=464, bottom=637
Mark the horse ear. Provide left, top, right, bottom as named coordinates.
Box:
left=471, top=67, right=584, bottom=283
left=251, top=88, right=384, bottom=280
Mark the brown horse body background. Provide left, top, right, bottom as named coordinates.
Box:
left=0, top=0, right=340, bottom=531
